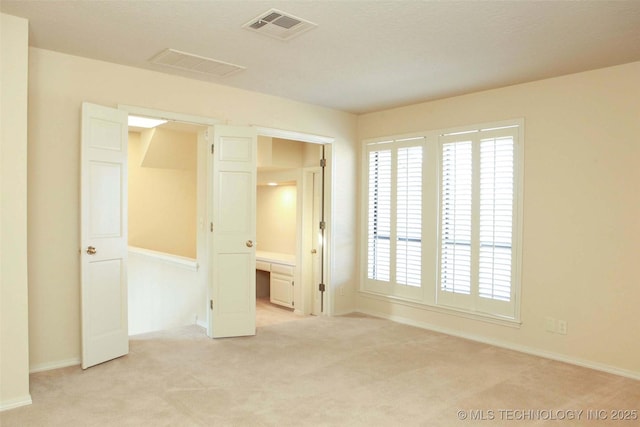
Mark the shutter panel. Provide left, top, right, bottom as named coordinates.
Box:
left=479, top=136, right=514, bottom=301
left=396, top=146, right=422, bottom=287
left=367, top=149, right=391, bottom=281
left=440, top=141, right=472, bottom=295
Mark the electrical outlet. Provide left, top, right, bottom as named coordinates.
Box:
left=545, top=317, right=556, bottom=333
left=557, top=320, right=567, bottom=335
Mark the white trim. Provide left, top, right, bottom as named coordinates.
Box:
left=128, top=246, right=198, bottom=271
left=438, top=118, right=525, bottom=137
left=254, top=126, right=334, bottom=145
left=0, top=395, right=32, bottom=412
left=117, top=104, right=221, bottom=126
left=359, top=291, right=521, bottom=328
left=29, top=357, right=81, bottom=373
left=364, top=131, right=431, bottom=146
left=356, top=307, right=640, bottom=381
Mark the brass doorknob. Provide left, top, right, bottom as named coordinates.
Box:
left=86, top=246, right=97, bottom=255
left=245, top=240, right=254, bottom=248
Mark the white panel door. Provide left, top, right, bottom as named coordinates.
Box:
left=81, top=102, right=129, bottom=369
left=311, top=171, right=323, bottom=315
left=210, top=126, right=257, bottom=338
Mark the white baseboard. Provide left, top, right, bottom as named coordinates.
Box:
left=196, top=319, right=207, bottom=329
left=29, top=358, right=80, bottom=374
left=0, top=395, right=32, bottom=412
left=357, top=308, right=640, bottom=381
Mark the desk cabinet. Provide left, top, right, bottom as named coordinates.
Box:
left=255, top=252, right=295, bottom=309
left=270, top=263, right=294, bottom=308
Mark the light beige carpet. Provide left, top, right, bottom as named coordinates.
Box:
left=2, top=303, right=639, bottom=426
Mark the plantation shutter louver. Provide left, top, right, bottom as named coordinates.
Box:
left=440, top=141, right=472, bottom=295
left=479, top=136, right=514, bottom=302
left=396, top=146, right=422, bottom=287
left=367, top=149, right=391, bottom=281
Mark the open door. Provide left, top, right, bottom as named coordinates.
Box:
left=209, top=125, right=257, bottom=338
left=310, top=170, right=323, bottom=315
left=80, top=102, right=129, bottom=369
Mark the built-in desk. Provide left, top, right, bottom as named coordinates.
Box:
left=256, top=251, right=296, bottom=308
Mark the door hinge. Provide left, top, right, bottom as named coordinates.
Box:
left=210, top=222, right=214, bottom=232
left=319, top=221, right=326, bottom=230
left=292, top=281, right=294, bottom=286
left=292, top=301, right=295, bottom=307
left=210, top=299, right=213, bottom=310
left=320, top=158, right=326, bottom=168
left=319, top=283, right=326, bottom=292
left=211, top=144, right=214, bottom=154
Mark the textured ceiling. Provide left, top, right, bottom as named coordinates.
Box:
left=2, top=1, right=640, bottom=114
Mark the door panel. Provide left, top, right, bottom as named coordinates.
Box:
left=218, top=254, right=252, bottom=313
left=219, top=172, right=252, bottom=233
left=87, top=259, right=124, bottom=335
left=81, top=102, right=129, bottom=369
left=210, top=126, right=257, bottom=338
left=89, top=162, right=122, bottom=237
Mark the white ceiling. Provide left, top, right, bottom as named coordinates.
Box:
left=2, top=1, right=640, bottom=114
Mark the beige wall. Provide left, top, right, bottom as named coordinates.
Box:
left=257, top=137, right=319, bottom=170
left=357, top=61, right=640, bottom=376
left=128, top=131, right=197, bottom=258
left=256, top=185, right=297, bottom=255
left=26, top=47, right=358, bottom=369
left=0, top=14, right=31, bottom=410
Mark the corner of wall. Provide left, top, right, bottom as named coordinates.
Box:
left=0, top=12, right=32, bottom=411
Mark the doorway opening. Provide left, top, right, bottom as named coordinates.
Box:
left=255, top=136, right=325, bottom=320
left=120, top=106, right=332, bottom=337
left=126, top=119, right=208, bottom=336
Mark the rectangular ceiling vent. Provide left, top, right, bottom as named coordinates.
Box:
left=149, top=49, right=245, bottom=78
left=243, top=9, right=317, bottom=41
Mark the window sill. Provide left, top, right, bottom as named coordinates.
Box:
left=358, top=290, right=522, bottom=329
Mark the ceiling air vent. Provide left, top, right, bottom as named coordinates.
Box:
left=149, top=49, right=245, bottom=78
left=243, top=9, right=317, bottom=41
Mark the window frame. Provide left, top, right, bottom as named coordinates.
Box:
left=362, top=136, right=427, bottom=301
left=360, top=120, right=524, bottom=324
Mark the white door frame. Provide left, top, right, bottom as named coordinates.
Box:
left=117, top=108, right=336, bottom=320
left=255, top=127, right=334, bottom=316
left=119, top=105, right=220, bottom=335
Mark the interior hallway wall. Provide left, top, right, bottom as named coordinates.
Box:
left=256, top=184, right=297, bottom=255
left=128, top=131, right=197, bottom=258
left=26, top=47, right=358, bottom=370
left=357, top=61, right=640, bottom=377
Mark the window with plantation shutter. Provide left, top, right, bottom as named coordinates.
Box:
left=365, top=138, right=424, bottom=298
left=362, top=120, right=522, bottom=321
left=437, top=126, right=520, bottom=318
